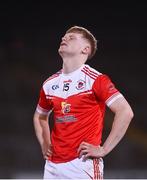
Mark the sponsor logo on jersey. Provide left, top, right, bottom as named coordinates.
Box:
left=52, top=85, right=59, bottom=90
left=76, top=80, right=85, bottom=90
left=63, top=79, right=72, bottom=83
left=56, top=115, right=77, bottom=123
left=61, top=102, right=71, bottom=114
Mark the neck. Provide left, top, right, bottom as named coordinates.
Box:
left=62, top=56, right=86, bottom=74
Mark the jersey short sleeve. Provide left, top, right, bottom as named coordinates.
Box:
left=36, top=88, right=52, bottom=115
left=93, top=74, right=123, bottom=106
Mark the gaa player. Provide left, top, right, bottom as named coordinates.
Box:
left=33, top=26, right=133, bottom=179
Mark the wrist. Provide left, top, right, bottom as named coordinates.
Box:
left=101, top=146, right=109, bottom=156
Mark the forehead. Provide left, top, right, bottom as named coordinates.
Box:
left=63, top=32, right=83, bottom=38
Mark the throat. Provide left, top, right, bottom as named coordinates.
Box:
left=62, top=63, right=84, bottom=74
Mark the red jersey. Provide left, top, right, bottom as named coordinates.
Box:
left=36, top=64, right=122, bottom=163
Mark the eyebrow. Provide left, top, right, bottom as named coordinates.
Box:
left=64, top=34, right=76, bottom=38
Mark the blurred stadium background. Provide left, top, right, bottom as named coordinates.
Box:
left=0, top=1, right=147, bottom=179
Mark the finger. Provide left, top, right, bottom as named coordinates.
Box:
left=79, top=149, right=89, bottom=158
left=46, top=150, right=52, bottom=156
left=78, top=141, right=89, bottom=147
left=47, top=148, right=52, bottom=153
left=44, top=154, right=49, bottom=160
left=77, top=141, right=90, bottom=151
left=85, top=152, right=91, bottom=158
left=79, top=141, right=91, bottom=148
left=46, top=151, right=52, bottom=157
left=77, top=144, right=87, bottom=153
left=83, top=153, right=91, bottom=161
left=77, top=144, right=83, bottom=153
left=81, top=142, right=91, bottom=146
left=44, top=151, right=52, bottom=159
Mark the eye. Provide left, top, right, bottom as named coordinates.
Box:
left=69, top=36, right=76, bottom=40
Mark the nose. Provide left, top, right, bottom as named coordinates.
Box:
left=62, top=36, right=67, bottom=42
left=62, top=36, right=69, bottom=42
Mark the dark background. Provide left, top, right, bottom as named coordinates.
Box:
left=0, top=1, right=147, bottom=179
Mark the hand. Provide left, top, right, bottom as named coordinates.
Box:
left=41, top=143, right=53, bottom=160
left=77, top=141, right=106, bottom=159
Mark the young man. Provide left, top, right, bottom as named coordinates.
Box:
left=33, top=26, right=134, bottom=179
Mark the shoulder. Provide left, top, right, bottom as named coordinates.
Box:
left=83, top=64, right=102, bottom=74
left=81, top=64, right=103, bottom=80
left=43, top=69, right=62, bottom=85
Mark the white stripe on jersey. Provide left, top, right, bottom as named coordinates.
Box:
left=36, top=104, right=52, bottom=115
left=106, top=93, right=123, bottom=106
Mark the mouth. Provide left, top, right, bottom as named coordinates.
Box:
left=60, top=42, right=67, bottom=46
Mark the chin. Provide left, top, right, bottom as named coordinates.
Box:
left=58, top=48, right=62, bottom=54
left=58, top=49, right=64, bottom=57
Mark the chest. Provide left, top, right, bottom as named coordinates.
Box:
left=48, top=75, right=94, bottom=99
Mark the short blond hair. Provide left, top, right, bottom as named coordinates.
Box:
left=66, top=26, right=97, bottom=59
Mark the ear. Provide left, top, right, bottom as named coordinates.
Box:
left=82, top=46, right=91, bottom=55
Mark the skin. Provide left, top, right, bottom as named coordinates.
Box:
left=33, top=32, right=134, bottom=160
left=33, top=112, right=52, bottom=159
left=77, top=97, right=133, bottom=160
left=58, top=32, right=91, bottom=73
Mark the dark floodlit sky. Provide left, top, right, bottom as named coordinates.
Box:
left=0, top=1, right=147, bottom=178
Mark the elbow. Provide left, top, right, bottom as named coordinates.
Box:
left=33, top=112, right=37, bottom=122
left=129, top=105, right=134, bottom=119
left=126, top=107, right=134, bottom=123
left=130, top=109, right=134, bottom=120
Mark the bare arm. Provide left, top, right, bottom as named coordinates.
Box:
left=78, top=97, right=134, bottom=158
left=33, top=111, right=52, bottom=159
left=102, top=97, right=134, bottom=155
